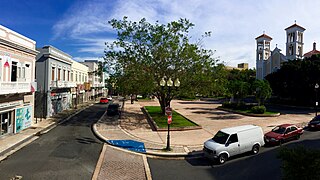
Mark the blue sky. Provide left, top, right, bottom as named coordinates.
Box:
left=1, top=0, right=320, bottom=68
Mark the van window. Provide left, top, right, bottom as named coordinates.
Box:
left=212, top=131, right=229, bottom=144
left=228, top=134, right=238, bottom=144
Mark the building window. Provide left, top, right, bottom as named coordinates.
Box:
left=52, top=67, right=55, bottom=81
left=63, top=70, right=66, bottom=81
left=58, top=68, right=61, bottom=80
left=71, top=72, right=73, bottom=82
left=68, top=71, right=70, bottom=81
left=75, top=72, right=78, bottom=81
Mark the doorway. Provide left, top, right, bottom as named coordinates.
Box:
left=0, top=111, right=13, bottom=136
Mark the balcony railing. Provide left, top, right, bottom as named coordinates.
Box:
left=50, top=81, right=76, bottom=88
left=0, top=82, right=31, bottom=95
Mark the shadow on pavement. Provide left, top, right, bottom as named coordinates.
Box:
left=178, top=101, right=221, bottom=105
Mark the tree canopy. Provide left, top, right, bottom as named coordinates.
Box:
left=266, top=54, right=320, bottom=106
left=104, top=17, right=217, bottom=112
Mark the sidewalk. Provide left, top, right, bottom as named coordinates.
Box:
left=0, top=101, right=97, bottom=161
left=93, top=99, right=313, bottom=157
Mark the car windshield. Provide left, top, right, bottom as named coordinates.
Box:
left=212, top=131, right=230, bottom=144
left=101, top=98, right=108, bottom=100
left=272, top=126, right=286, bottom=134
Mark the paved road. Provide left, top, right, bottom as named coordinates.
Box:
left=148, top=130, right=320, bottom=180
left=0, top=104, right=106, bottom=180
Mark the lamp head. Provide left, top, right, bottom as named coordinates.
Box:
left=167, top=78, right=173, bottom=87
left=160, top=77, right=166, bottom=87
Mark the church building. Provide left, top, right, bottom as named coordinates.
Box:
left=255, top=23, right=317, bottom=79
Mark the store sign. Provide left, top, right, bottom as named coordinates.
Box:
left=15, top=105, right=32, bottom=133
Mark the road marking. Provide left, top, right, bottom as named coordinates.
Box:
left=143, top=155, right=152, bottom=180
left=92, top=143, right=107, bottom=180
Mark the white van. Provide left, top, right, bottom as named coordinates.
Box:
left=203, top=125, right=265, bottom=164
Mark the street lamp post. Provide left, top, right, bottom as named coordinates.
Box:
left=160, top=77, right=180, bottom=151
left=315, top=83, right=319, bottom=116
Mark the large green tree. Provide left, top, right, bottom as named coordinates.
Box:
left=266, top=54, right=320, bottom=106
left=104, top=17, right=217, bottom=113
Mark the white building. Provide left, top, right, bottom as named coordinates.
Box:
left=0, top=25, right=37, bottom=137
left=256, top=23, right=306, bottom=79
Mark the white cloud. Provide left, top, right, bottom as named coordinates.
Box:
left=53, top=0, right=320, bottom=69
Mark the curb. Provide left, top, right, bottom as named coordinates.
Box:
left=0, top=103, right=93, bottom=158
left=92, top=117, right=202, bottom=158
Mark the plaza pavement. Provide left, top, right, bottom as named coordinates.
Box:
left=93, top=99, right=314, bottom=156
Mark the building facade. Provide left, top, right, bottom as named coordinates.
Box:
left=0, top=25, right=37, bottom=137
left=81, top=60, right=106, bottom=99
left=71, top=60, right=89, bottom=104
left=35, top=46, right=75, bottom=118
left=256, top=23, right=306, bottom=79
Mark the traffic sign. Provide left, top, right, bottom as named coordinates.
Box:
left=165, top=106, right=172, bottom=116
left=167, top=115, right=172, bottom=124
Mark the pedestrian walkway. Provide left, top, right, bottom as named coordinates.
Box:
left=93, top=99, right=313, bottom=156
left=0, top=101, right=97, bottom=161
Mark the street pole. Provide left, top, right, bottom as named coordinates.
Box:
left=315, top=83, right=319, bottom=116
left=166, top=86, right=171, bottom=151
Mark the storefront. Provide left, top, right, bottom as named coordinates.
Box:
left=49, top=89, right=71, bottom=116
left=0, top=102, right=33, bottom=137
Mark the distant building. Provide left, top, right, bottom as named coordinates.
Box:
left=256, top=23, right=306, bottom=79
left=226, top=63, right=249, bottom=70
left=303, top=42, right=320, bottom=58
left=81, top=60, right=106, bottom=99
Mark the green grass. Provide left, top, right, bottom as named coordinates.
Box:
left=145, top=106, right=197, bottom=128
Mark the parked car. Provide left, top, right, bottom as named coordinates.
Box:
left=100, top=97, right=109, bottom=104
left=203, top=125, right=265, bottom=164
left=107, top=96, right=113, bottom=101
left=308, top=115, right=320, bottom=129
left=107, top=103, right=120, bottom=116
left=264, top=124, right=303, bottom=145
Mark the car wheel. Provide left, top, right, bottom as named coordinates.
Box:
left=295, top=134, right=301, bottom=140
left=252, top=144, right=260, bottom=154
left=218, top=154, right=228, bottom=164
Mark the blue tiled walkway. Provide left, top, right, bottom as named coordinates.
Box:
left=107, top=140, right=146, bottom=153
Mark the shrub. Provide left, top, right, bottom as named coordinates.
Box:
left=222, top=102, right=237, bottom=109
left=251, top=105, right=266, bottom=114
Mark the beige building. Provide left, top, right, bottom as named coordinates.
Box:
left=0, top=25, right=37, bottom=137
left=81, top=60, right=106, bottom=99
left=226, top=63, right=249, bottom=70
left=71, top=60, right=89, bottom=102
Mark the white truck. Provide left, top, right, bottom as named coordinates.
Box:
left=203, top=125, right=265, bottom=164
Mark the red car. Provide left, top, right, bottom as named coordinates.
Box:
left=100, top=97, right=109, bottom=104
left=264, top=124, right=303, bottom=145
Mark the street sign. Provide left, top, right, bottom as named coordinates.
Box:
left=165, top=106, right=172, bottom=116
left=167, top=115, right=172, bottom=124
